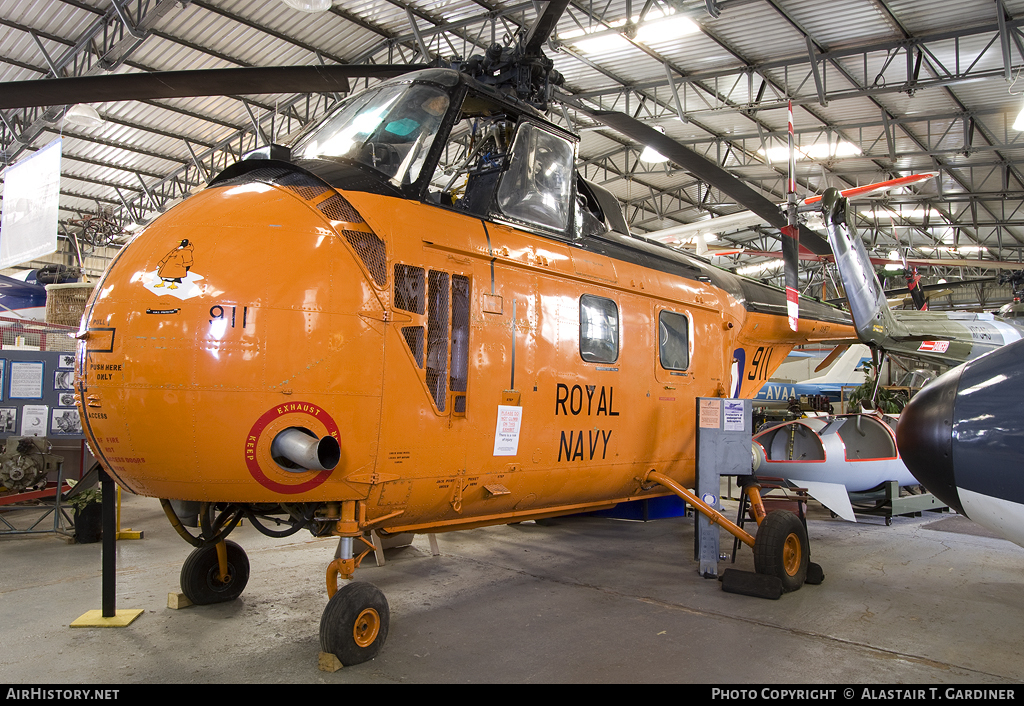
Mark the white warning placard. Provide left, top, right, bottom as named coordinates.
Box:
left=493, top=405, right=523, bottom=456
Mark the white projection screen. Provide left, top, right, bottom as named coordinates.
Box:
left=0, top=138, right=62, bottom=268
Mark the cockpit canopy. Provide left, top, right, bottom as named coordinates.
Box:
left=286, top=69, right=627, bottom=241
left=293, top=81, right=451, bottom=187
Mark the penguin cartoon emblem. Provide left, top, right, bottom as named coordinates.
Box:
left=142, top=239, right=205, bottom=300
left=154, top=239, right=194, bottom=290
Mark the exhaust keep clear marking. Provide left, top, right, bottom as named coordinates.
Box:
left=246, top=402, right=340, bottom=493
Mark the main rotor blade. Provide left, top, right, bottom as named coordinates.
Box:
left=0, top=65, right=423, bottom=110
left=523, top=0, right=571, bottom=55
left=580, top=107, right=831, bottom=256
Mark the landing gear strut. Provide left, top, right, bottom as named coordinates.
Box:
left=320, top=529, right=390, bottom=666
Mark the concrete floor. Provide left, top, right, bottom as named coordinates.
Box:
left=1, top=491, right=1022, bottom=684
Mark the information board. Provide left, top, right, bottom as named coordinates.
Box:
left=694, top=397, right=752, bottom=577
left=0, top=349, right=84, bottom=440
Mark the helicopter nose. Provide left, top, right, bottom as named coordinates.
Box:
left=896, top=366, right=965, bottom=515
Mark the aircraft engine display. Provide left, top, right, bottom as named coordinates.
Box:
left=0, top=437, right=61, bottom=493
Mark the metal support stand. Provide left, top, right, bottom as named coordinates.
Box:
left=0, top=461, right=74, bottom=537
left=69, top=468, right=143, bottom=628
left=849, top=480, right=948, bottom=525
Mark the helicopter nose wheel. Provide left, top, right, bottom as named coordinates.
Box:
left=179, top=540, right=250, bottom=605
left=320, top=582, right=390, bottom=666
left=752, top=510, right=809, bottom=592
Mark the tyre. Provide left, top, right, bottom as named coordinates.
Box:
left=320, top=582, right=390, bottom=666
left=180, top=540, right=250, bottom=605
left=753, top=510, right=809, bottom=592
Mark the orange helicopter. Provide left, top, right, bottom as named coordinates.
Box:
left=2, top=1, right=863, bottom=666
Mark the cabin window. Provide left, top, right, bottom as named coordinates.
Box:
left=659, top=311, right=690, bottom=371
left=496, top=122, right=575, bottom=232
left=580, top=294, right=618, bottom=363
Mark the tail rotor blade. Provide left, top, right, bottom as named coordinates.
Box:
left=785, top=100, right=799, bottom=331
left=782, top=224, right=800, bottom=331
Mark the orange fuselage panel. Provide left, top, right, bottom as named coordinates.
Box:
left=76, top=177, right=853, bottom=532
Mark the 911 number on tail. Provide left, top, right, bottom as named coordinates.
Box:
left=747, top=346, right=776, bottom=382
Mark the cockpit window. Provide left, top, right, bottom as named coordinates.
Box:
left=293, top=83, right=450, bottom=186
left=496, top=122, right=575, bottom=232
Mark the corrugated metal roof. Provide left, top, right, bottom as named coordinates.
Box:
left=0, top=0, right=1022, bottom=298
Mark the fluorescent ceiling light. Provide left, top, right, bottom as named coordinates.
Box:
left=635, top=16, right=700, bottom=44
left=860, top=208, right=942, bottom=219
left=573, top=33, right=631, bottom=54
left=1014, top=100, right=1024, bottom=131
left=919, top=245, right=989, bottom=253
left=758, top=141, right=861, bottom=162
left=736, top=260, right=784, bottom=276
left=564, top=9, right=699, bottom=55
left=639, top=125, right=669, bottom=163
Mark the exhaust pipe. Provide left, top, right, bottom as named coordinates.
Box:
left=271, top=427, right=341, bottom=472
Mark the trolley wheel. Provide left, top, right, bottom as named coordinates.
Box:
left=753, top=510, right=809, bottom=593
left=320, top=581, right=389, bottom=666
left=180, top=540, right=250, bottom=605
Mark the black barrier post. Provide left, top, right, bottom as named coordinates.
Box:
left=101, top=467, right=116, bottom=618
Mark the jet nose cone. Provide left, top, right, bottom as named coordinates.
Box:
left=897, top=367, right=965, bottom=515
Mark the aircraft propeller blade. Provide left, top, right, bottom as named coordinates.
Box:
left=801, top=172, right=939, bottom=205
left=905, top=266, right=928, bottom=310
left=0, top=65, right=422, bottom=110
left=643, top=172, right=939, bottom=245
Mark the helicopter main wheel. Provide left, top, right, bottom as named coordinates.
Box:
left=320, top=581, right=390, bottom=666
left=180, top=540, right=250, bottom=605
left=753, top=510, right=809, bottom=593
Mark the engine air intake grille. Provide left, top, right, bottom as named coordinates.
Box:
left=426, top=271, right=450, bottom=411
left=394, top=264, right=425, bottom=314
left=340, top=230, right=387, bottom=287
left=402, top=326, right=424, bottom=368
left=318, top=193, right=364, bottom=224
left=397, top=269, right=472, bottom=414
